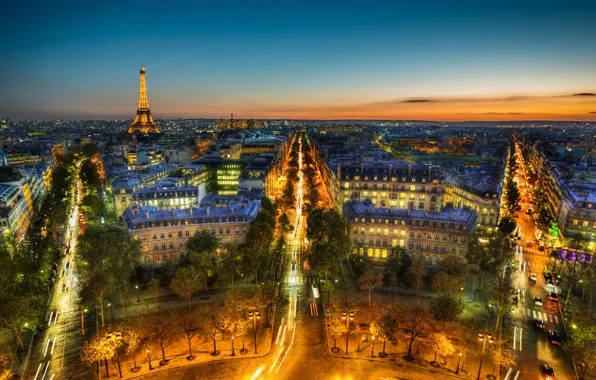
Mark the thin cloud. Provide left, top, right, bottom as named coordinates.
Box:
left=573, top=93, right=595, bottom=96
left=402, top=99, right=436, bottom=103
left=590, top=112, right=596, bottom=114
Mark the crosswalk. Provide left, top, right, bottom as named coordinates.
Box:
left=521, top=261, right=549, bottom=272
left=286, top=276, right=318, bottom=285
left=516, top=307, right=559, bottom=324
left=521, top=246, right=547, bottom=255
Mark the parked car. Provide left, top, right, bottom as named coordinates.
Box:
left=548, top=292, right=558, bottom=302
left=535, top=319, right=545, bottom=329
left=541, top=363, right=555, bottom=379
left=548, top=330, right=563, bottom=346
left=534, top=296, right=543, bottom=306
left=529, top=273, right=537, bottom=282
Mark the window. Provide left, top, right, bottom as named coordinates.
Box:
left=186, top=230, right=190, bottom=236
left=573, top=219, right=579, bottom=226
left=383, top=228, right=388, bottom=235
left=179, top=242, right=184, bottom=248
left=368, top=248, right=373, bottom=256
left=583, top=221, right=589, bottom=228
left=161, top=243, right=166, bottom=250
left=459, top=246, right=465, bottom=254
left=433, top=244, right=438, bottom=252
left=153, top=234, right=157, bottom=239
left=160, top=233, right=165, bottom=239
left=169, top=242, right=174, bottom=249
left=410, top=231, right=415, bottom=237
left=452, top=246, right=456, bottom=254
left=178, top=231, right=182, bottom=237
left=382, top=249, right=387, bottom=258
left=375, top=249, right=380, bottom=257
left=426, top=243, right=431, bottom=251
left=153, top=243, right=158, bottom=250
left=409, top=241, right=414, bottom=249
left=392, top=239, right=397, bottom=247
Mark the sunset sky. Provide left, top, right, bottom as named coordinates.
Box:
left=1, top=0, right=595, bottom=121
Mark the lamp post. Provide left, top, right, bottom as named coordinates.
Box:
left=476, top=331, right=494, bottom=380
left=341, top=309, right=355, bottom=354
left=248, top=309, right=261, bottom=354
left=241, top=273, right=244, bottom=287
left=135, top=284, right=140, bottom=302
left=371, top=335, right=375, bottom=357
left=147, top=348, right=153, bottom=370
left=231, top=335, right=235, bottom=356
left=114, top=332, right=123, bottom=378
left=456, top=351, right=462, bottom=374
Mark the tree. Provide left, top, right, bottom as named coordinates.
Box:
left=410, top=255, right=427, bottom=300
left=489, top=345, right=516, bottom=375
left=200, top=306, right=225, bottom=356
left=147, top=278, right=160, bottom=313
left=359, top=271, right=383, bottom=307
left=0, top=354, right=13, bottom=380
left=80, top=159, right=101, bottom=189
left=80, top=192, right=106, bottom=218
left=429, top=295, right=464, bottom=332
left=329, top=320, right=346, bottom=352
left=170, top=266, right=202, bottom=310
left=259, top=281, right=278, bottom=328
left=398, top=303, right=432, bottom=360
left=489, top=276, right=514, bottom=331
left=430, top=332, right=456, bottom=365
left=321, top=281, right=335, bottom=306
left=172, top=308, right=201, bottom=360
left=466, top=231, right=512, bottom=290
left=278, top=213, right=291, bottom=233
left=186, top=230, right=219, bottom=256
left=217, top=243, right=243, bottom=288
left=189, top=251, right=215, bottom=290
left=80, top=329, right=119, bottom=378
left=563, top=314, right=596, bottom=378
left=144, top=315, right=174, bottom=364
left=498, top=216, right=516, bottom=237
left=120, top=327, right=142, bottom=372
left=224, top=316, right=251, bottom=356
left=371, top=305, right=400, bottom=356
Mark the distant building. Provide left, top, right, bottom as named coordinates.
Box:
left=131, top=183, right=204, bottom=210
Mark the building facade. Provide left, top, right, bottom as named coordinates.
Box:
left=123, top=200, right=260, bottom=265
left=343, top=201, right=476, bottom=263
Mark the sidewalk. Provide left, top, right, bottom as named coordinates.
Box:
left=324, top=289, right=497, bottom=380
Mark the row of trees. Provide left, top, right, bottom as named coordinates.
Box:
left=306, top=208, right=351, bottom=279
left=301, top=134, right=321, bottom=209
left=278, top=134, right=301, bottom=212
left=81, top=281, right=285, bottom=377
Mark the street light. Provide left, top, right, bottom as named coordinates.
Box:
left=371, top=335, right=375, bottom=357
left=248, top=309, right=261, bottom=354
left=456, top=351, right=462, bottom=374
left=342, top=309, right=355, bottom=354
left=135, top=284, right=140, bottom=302
left=476, top=332, right=494, bottom=380
left=147, top=348, right=153, bottom=370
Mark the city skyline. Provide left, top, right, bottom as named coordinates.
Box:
left=2, top=1, right=596, bottom=121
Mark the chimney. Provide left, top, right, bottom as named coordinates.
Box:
left=145, top=211, right=149, bottom=219
left=207, top=207, right=210, bottom=215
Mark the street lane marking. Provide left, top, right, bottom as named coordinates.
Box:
left=504, top=367, right=513, bottom=380
left=50, top=336, right=57, bottom=355
left=43, top=338, right=51, bottom=357
left=513, top=370, right=520, bottom=380
left=519, top=327, right=523, bottom=351
left=533, top=310, right=537, bottom=319
left=513, top=327, right=517, bottom=350
left=554, top=315, right=559, bottom=324
left=41, top=361, right=50, bottom=380
left=34, top=362, right=43, bottom=380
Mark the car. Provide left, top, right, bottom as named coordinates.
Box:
left=535, top=319, right=545, bottom=329
left=527, top=241, right=533, bottom=247
left=529, top=273, right=537, bottom=282
left=548, top=292, right=558, bottom=302
left=548, top=330, right=562, bottom=346
left=541, top=363, right=555, bottom=379
left=535, top=296, right=543, bottom=306
left=543, top=270, right=553, bottom=281
left=539, top=245, right=545, bottom=251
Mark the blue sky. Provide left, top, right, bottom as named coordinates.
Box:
left=1, top=0, right=595, bottom=120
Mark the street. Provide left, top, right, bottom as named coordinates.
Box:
left=26, top=171, right=91, bottom=379
left=502, top=142, right=575, bottom=380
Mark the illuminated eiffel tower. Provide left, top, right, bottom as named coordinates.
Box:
left=128, top=65, right=160, bottom=134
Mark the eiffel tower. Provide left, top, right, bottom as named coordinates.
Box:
left=128, top=65, right=160, bottom=134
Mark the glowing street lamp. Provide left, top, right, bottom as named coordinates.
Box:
left=146, top=348, right=153, bottom=370
left=248, top=309, right=261, bottom=354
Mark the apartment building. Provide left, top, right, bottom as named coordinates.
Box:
left=123, top=200, right=260, bottom=265
left=334, top=163, right=446, bottom=212
left=343, top=201, right=476, bottom=263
